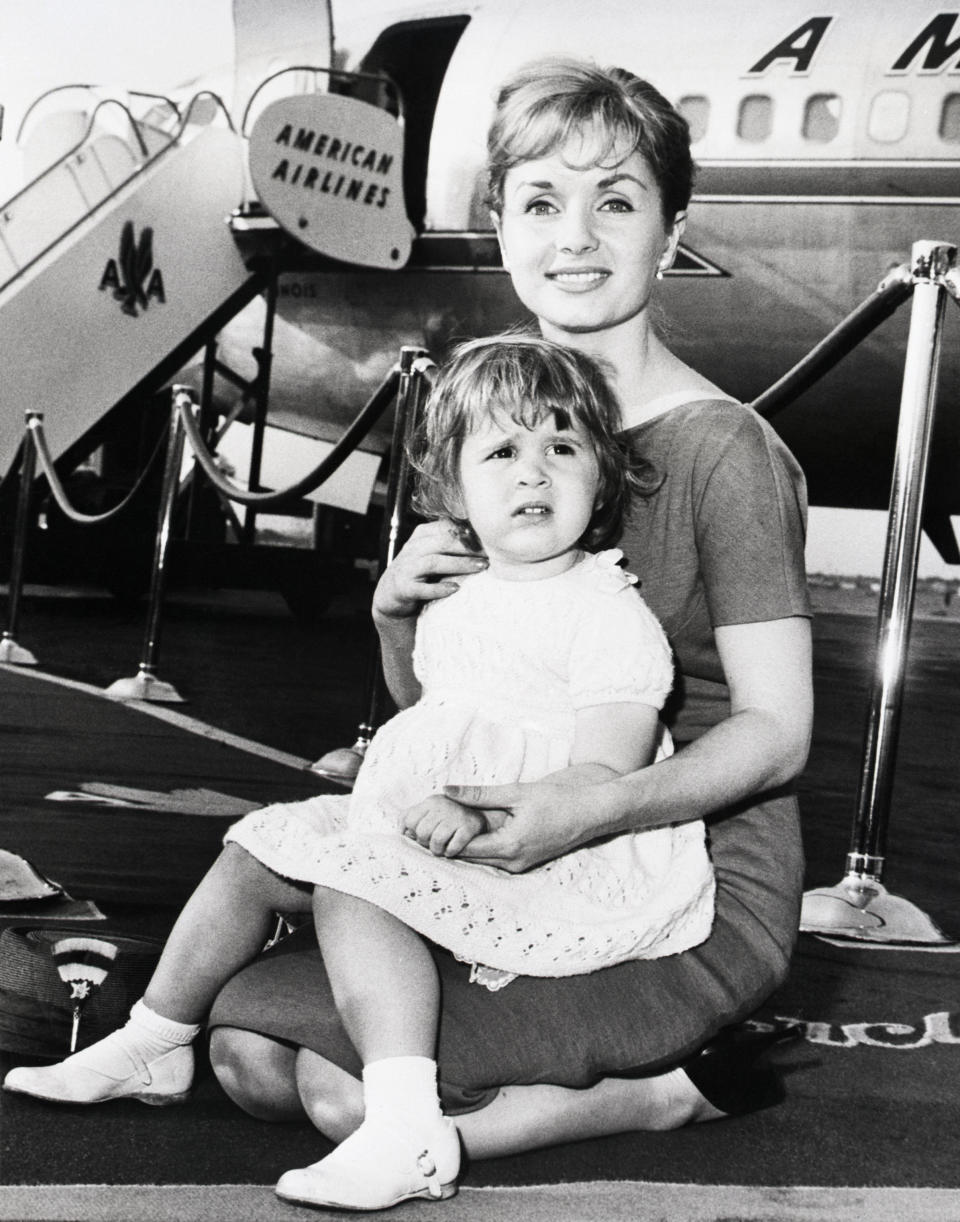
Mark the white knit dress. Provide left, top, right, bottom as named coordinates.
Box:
left=225, top=550, right=715, bottom=978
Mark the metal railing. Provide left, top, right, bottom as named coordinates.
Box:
left=1, top=346, right=433, bottom=701
left=798, top=240, right=959, bottom=946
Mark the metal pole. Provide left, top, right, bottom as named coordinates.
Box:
left=801, top=240, right=958, bottom=944
left=311, top=346, right=430, bottom=782
left=105, top=389, right=188, bottom=702
left=0, top=413, right=40, bottom=665
left=242, top=264, right=278, bottom=544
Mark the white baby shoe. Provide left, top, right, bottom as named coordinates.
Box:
left=3, top=1035, right=193, bottom=1106
left=276, top=1114, right=460, bottom=1211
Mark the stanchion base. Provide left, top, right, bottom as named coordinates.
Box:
left=105, top=671, right=186, bottom=703
left=0, top=636, right=38, bottom=666
left=800, top=879, right=955, bottom=946
left=309, top=745, right=366, bottom=789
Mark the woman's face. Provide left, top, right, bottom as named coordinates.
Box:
left=493, top=132, right=685, bottom=342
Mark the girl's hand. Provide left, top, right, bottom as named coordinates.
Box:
left=443, top=781, right=602, bottom=872
left=402, top=794, right=496, bottom=857
left=373, top=520, right=487, bottom=622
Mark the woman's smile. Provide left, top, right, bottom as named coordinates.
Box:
left=546, top=267, right=612, bottom=290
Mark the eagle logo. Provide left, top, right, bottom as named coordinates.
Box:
left=98, top=221, right=166, bottom=316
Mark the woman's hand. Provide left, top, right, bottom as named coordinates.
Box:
left=373, top=520, right=486, bottom=707
left=442, top=781, right=610, bottom=873
left=373, top=520, right=486, bottom=623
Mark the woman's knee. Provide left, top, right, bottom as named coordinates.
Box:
left=209, top=1026, right=304, bottom=1121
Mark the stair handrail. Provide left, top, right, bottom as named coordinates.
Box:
left=239, top=65, right=406, bottom=138
left=15, top=85, right=181, bottom=144
left=0, top=90, right=235, bottom=294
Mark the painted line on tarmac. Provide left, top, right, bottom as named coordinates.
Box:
left=1, top=1182, right=960, bottom=1222
left=1, top=664, right=312, bottom=773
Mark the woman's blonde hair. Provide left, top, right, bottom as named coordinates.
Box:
left=487, top=57, right=694, bottom=223
left=409, top=332, right=656, bottom=552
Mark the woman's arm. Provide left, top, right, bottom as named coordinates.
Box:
left=372, top=520, right=487, bottom=708
left=402, top=701, right=660, bottom=856
left=450, top=615, right=813, bottom=872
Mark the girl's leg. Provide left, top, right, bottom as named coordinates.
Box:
left=274, top=889, right=460, bottom=1211
left=144, top=844, right=312, bottom=1022
left=310, top=887, right=438, bottom=1062
left=2, top=845, right=312, bottom=1106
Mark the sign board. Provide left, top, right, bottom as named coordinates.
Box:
left=249, top=93, right=414, bottom=269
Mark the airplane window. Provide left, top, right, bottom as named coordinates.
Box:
left=677, top=95, right=709, bottom=143
left=802, top=94, right=841, bottom=143
left=868, top=91, right=910, bottom=143
left=940, top=94, right=960, bottom=143
left=737, top=95, right=772, bottom=143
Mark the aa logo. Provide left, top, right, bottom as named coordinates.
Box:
left=99, top=221, right=166, bottom=317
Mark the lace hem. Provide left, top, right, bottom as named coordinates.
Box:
left=226, top=813, right=715, bottom=977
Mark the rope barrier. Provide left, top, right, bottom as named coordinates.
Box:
left=750, top=264, right=915, bottom=418
left=101, top=348, right=431, bottom=703
left=27, top=414, right=167, bottom=525
left=175, top=366, right=401, bottom=507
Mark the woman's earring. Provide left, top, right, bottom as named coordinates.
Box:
left=656, top=267, right=664, bottom=280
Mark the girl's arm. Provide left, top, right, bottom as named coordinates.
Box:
left=373, top=520, right=487, bottom=709
left=449, top=615, right=813, bottom=872
left=541, top=701, right=661, bottom=785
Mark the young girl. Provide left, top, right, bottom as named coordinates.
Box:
left=5, top=334, right=714, bottom=1211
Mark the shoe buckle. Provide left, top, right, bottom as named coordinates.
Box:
left=416, top=1150, right=442, bottom=1199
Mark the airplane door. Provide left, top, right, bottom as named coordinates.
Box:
left=231, top=0, right=333, bottom=126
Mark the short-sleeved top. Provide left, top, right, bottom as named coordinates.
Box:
left=620, top=398, right=811, bottom=742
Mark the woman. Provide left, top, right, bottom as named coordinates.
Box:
left=207, top=56, right=813, bottom=1180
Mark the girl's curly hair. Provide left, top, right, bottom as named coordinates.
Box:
left=408, top=332, right=658, bottom=552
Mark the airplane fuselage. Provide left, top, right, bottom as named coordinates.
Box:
left=243, top=0, right=959, bottom=545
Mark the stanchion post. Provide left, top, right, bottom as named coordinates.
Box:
left=801, top=240, right=958, bottom=945
left=105, top=388, right=189, bottom=702
left=0, top=412, right=40, bottom=665
left=310, top=346, right=430, bottom=782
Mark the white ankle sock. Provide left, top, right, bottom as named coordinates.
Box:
left=71, top=998, right=200, bottom=1068
left=60, top=999, right=198, bottom=1075
left=362, top=1056, right=444, bottom=1133
left=128, top=999, right=200, bottom=1047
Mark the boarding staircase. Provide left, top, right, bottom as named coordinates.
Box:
left=0, top=92, right=261, bottom=484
